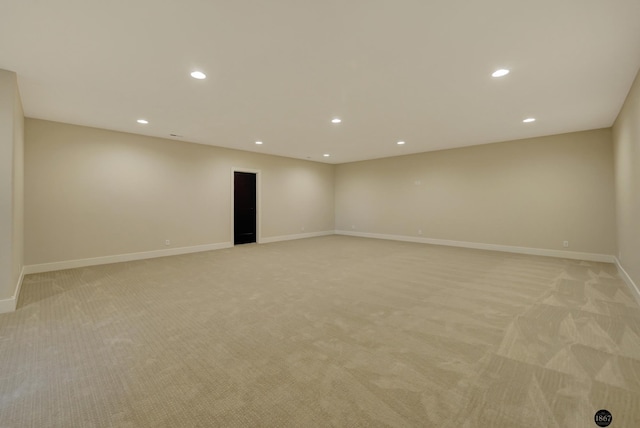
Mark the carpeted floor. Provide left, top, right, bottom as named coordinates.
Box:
left=1, top=235, right=639, bottom=427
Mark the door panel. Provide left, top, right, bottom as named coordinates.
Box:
left=234, top=172, right=257, bottom=245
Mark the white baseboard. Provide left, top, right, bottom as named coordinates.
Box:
left=12, top=231, right=625, bottom=313
left=0, top=297, right=16, bottom=314
left=0, top=267, right=25, bottom=314
left=21, top=232, right=335, bottom=277
left=260, top=230, right=334, bottom=244
left=334, top=230, right=615, bottom=263
left=614, top=258, right=640, bottom=305
left=23, top=242, right=233, bottom=275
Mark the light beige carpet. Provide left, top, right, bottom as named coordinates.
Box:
left=1, top=235, right=639, bottom=427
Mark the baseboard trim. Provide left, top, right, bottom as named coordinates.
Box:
left=614, top=258, right=640, bottom=305
left=21, top=231, right=335, bottom=276
left=15, top=232, right=623, bottom=310
left=334, top=230, right=615, bottom=263
left=23, top=242, right=233, bottom=275
left=260, top=230, right=334, bottom=244
left=0, top=267, right=25, bottom=314
left=0, top=297, right=15, bottom=314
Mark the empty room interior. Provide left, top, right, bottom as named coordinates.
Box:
left=1, top=1, right=640, bottom=427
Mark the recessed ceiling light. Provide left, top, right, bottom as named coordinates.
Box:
left=137, top=119, right=149, bottom=124
left=397, top=141, right=405, bottom=145
left=491, top=69, right=510, bottom=77
left=190, top=71, right=206, bottom=80
left=523, top=117, right=536, bottom=123
left=255, top=141, right=263, bottom=145
left=323, top=153, right=330, bottom=157
left=331, top=118, right=341, bottom=124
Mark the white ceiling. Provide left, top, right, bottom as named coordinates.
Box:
left=2, top=0, right=640, bottom=164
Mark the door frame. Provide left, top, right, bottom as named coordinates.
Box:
left=231, top=167, right=261, bottom=245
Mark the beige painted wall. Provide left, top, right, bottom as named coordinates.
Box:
left=613, top=68, right=640, bottom=287
left=335, top=129, right=616, bottom=255
left=0, top=69, right=24, bottom=304
left=25, top=119, right=334, bottom=265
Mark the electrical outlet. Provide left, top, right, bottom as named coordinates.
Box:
left=563, top=241, right=569, bottom=248
left=165, top=240, right=170, bottom=246
left=351, top=225, right=356, bottom=229
left=301, top=226, right=305, bottom=232
left=418, top=229, right=423, bottom=235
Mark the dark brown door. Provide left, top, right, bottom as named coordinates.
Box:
left=234, top=172, right=257, bottom=245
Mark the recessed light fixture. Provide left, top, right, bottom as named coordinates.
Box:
left=523, top=117, right=536, bottom=123
left=397, top=141, right=406, bottom=145
left=190, top=71, right=206, bottom=80
left=137, top=119, right=149, bottom=124
left=323, top=153, right=330, bottom=157
left=491, top=69, right=510, bottom=78
left=331, top=118, right=341, bottom=124
left=255, top=141, right=263, bottom=145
